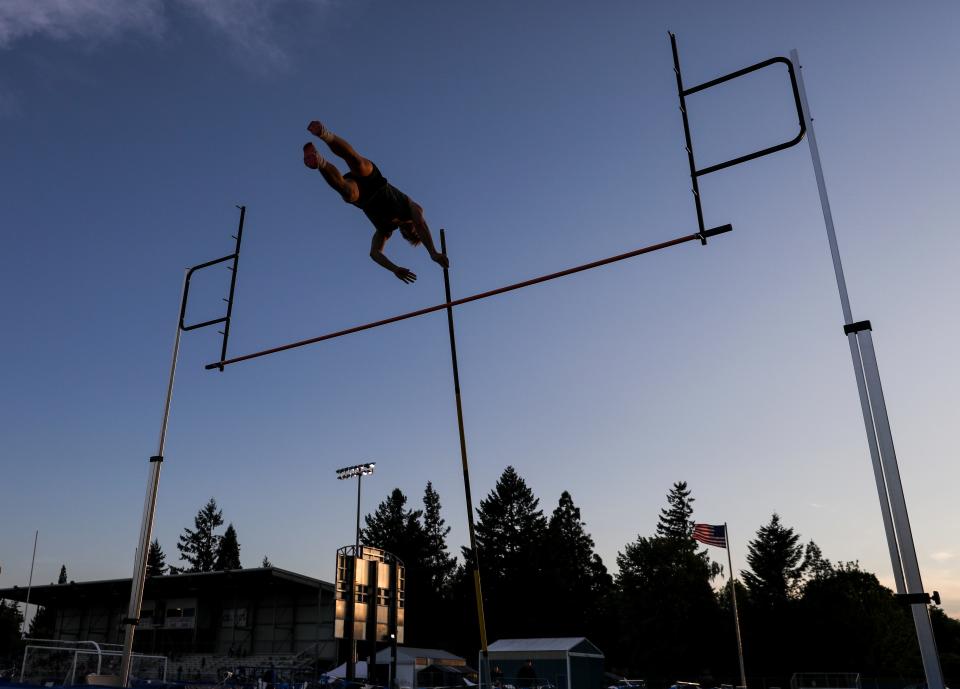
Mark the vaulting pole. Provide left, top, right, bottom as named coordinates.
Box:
left=439, top=230, right=491, bottom=683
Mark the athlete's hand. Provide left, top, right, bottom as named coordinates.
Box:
left=394, top=267, right=417, bottom=284
left=431, top=252, right=450, bottom=270
left=307, top=121, right=325, bottom=137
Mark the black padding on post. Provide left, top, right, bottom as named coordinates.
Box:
left=149, top=455, right=164, bottom=463
left=122, top=617, right=140, bottom=626
left=843, top=320, right=872, bottom=335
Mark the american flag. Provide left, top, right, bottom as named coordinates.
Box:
left=693, top=523, right=727, bottom=548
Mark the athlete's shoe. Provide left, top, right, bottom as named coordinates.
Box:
left=303, top=142, right=325, bottom=170
left=307, top=120, right=333, bottom=142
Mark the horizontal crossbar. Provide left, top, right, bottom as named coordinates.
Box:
left=204, top=224, right=732, bottom=370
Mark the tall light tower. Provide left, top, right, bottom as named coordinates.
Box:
left=336, top=462, right=375, bottom=681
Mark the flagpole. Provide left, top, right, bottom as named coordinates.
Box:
left=725, top=523, right=747, bottom=689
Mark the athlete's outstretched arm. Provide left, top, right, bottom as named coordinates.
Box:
left=370, top=230, right=416, bottom=283
left=409, top=201, right=449, bottom=269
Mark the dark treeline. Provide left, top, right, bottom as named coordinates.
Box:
left=360, top=468, right=960, bottom=686
left=145, top=497, right=253, bottom=576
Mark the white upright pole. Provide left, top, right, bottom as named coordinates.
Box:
left=791, top=49, right=944, bottom=689
left=21, top=530, right=38, bottom=638
left=791, top=48, right=906, bottom=596
left=120, top=272, right=187, bottom=687
left=858, top=331, right=944, bottom=683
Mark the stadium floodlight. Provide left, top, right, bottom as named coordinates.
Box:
left=335, top=462, right=376, bottom=480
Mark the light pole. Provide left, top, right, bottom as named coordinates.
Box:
left=336, top=462, right=375, bottom=683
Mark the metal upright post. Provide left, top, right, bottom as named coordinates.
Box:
left=120, top=272, right=187, bottom=686
left=21, top=530, right=38, bottom=638
left=439, top=230, right=491, bottom=686
left=791, top=50, right=944, bottom=688
left=120, top=207, right=247, bottom=686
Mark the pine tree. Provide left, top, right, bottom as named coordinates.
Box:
left=215, top=524, right=242, bottom=570
left=474, top=466, right=546, bottom=579
left=57, top=564, right=68, bottom=585
left=177, top=497, right=224, bottom=572
left=361, top=488, right=431, bottom=645
left=29, top=604, right=57, bottom=637
left=796, top=562, right=919, bottom=677
left=362, top=488, right=428, bottom=558
left=422, top=482, right=456, bottom=592
left=613, top=482, right=723, bottom=681
left=146, top=540, right=167, bottom=577
left=657, top=480, right=695, bottom=540
left=472, top=466, right=548, bottom=639
left=0, top=600, right=24, bottom=657
left=416, top=482, right=458, bottom=649
left=543, top=491, right=611, bottom=638
left=261, top=556, right=273, bottom=568
left=655, top=481, right=720, bottom=574
left=742, top=513, right=806, bottom=606
left=802, top=539, right=833, bottom=584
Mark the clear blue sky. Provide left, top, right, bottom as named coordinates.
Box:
left=1, top=1, right=958, bottom=618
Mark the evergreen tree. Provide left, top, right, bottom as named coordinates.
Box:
left=656, top=481, right=720, bottom=575
left=543, top=491, right=612, bottom=641
left=416, top=482, right=457, bottom=649
left=615, top=534, right=723, bottom=681
left=741, top=513, right=806, bottom=606
left=657, top=480, right=695, bottom=541
left=614, top=483, right=723, bottom=682
left=796, top=562, right=920, bottom=677
left=28, top=604, right=57, bottom=637
left=738, top=514, right=807, bottom=682
left=57, top=565, right=68, bottom=585
left=422, top=482, right=456, bottom=593
left=215, top=524, right=242, bottom=570
left=361, top=488, right=431, bottom=645
left=472, top=466, right=548, bottom=639
left=146, top=540, right=167, bottom=577
left=177, top=497, right=224, bottom=572
left=0, top=600, right=24, bottom=659
left=802, top=539, right=833, bottom=584
left=362, top=488, right=428, bottom=558
left=261, top=556, right=272, bottom=568
left=473, top=466, right=546, bottom=579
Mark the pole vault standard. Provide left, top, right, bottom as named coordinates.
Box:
left=119, top=207, right=246, bottom=687
left=791, top=50, right=945, bottom=689
left=668, top=31, right=943, bottom=687
left=204, top=224, right=732, bottom=371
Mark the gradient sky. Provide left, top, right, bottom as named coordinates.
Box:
left=1, top=0, right=958, bottom=622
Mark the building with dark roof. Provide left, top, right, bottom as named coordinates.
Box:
left=0, top=567, right=337, bottom=682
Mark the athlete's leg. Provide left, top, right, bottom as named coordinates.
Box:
left=308, top=121, right=374, bottom=177
left=304, top=143, right=359, bottom=203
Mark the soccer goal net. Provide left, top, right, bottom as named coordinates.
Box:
left=21, top=639, right=168, bottom=685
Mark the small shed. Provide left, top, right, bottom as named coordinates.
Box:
left=484, top=637, right=605, bottom=689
